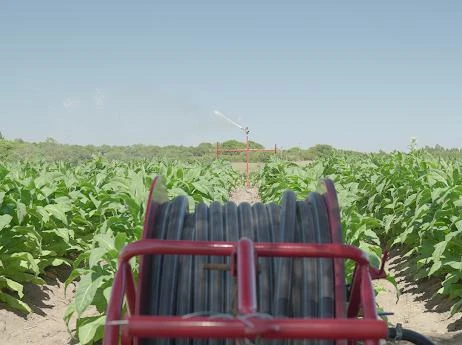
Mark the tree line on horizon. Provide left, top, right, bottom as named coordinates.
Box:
left=0, top=134, right=461, bottom=163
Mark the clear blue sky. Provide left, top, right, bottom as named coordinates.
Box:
left=1, top=1, right=461, bottom=152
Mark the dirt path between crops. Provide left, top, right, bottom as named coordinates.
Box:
left=229, top=186, right=261, bottom=205
left=1, top=188, right=461, bottom=345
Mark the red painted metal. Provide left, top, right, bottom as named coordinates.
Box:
left=321, top=179, right=347, bottom=321
left=104, top=261, right=127, bottom=345
left=369, top=249, right=389, bottom=280
left=215, top=140, right=278, bottom=187
left=104, top=238, right=386, bottom=345
left=236, top=238, right=257, bottom=314
left=347, top=266, right=361, bottom=319
left=118, top=240, right=370, bottom=263
left=245, top=132, right=250, bottom=188
left=126, top=317, right=387, bottom=340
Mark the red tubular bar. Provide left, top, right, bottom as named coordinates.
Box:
left=360, top=266, right=378, bottom=320
left=236, top=238, right=257, bottom=314
left=119, top=240, right=370, bottom=264
left=104, top=261, right=127, bottom=345
left=126, top=317, right=387, bottom=340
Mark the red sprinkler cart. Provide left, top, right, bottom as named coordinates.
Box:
left=103, top=178, right=435, bottom=345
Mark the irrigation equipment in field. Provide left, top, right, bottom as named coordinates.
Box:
left=213, top=110, right=278, bottom=188
left=103, top=177, right=436, bottom=345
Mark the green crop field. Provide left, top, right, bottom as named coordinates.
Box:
left=1, top=149, right=462, bottom=344
left=0, top=158, right=241, bottom=343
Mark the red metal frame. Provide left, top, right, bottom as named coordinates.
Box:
left=216, top=137, right=278, bottom=188
left=104, top=178, right=389, bottom=345
left=104, top=239, right=388, bottom=345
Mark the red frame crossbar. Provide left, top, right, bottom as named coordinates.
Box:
left=103, top=238, right=388, bottom=345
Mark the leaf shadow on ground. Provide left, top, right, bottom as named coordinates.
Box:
left=388, top=247, right=462, bottom=333
left=0, top=265, right=73, bottom=318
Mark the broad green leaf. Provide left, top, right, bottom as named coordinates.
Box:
left=0, top=276, right=24, bottom=297
left=0, top=214, right=13, bottom=231
left=77, top=315, right=105, bottom=345
left=89, top=248, right=107, bottom=268
left=103, top=286, right=112, bottom=303
left=16, top=201, right=27, bottom=225
left=75, top=273, right=105, bottom=315
left=94, top=232, right=115, bottom=251
left=44, top=204, right=68, bottom=225
left=0, top=291, right=31, bottom=314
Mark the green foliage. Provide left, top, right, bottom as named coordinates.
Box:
left=0, top=158, right=241, bottom=344
left=256, top=152, right=462, bottom=311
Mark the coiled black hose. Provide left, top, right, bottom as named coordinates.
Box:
left=139, top=191, right=338, bottom=345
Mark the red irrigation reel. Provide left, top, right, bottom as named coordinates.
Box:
left=103, top=178, right=435, bottom=345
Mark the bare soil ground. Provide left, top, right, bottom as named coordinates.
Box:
left=229, top=186, right=261, bottom=204
left=375, top=248, right=462, bottom=345
left=0, top=268, right=76, bottom=345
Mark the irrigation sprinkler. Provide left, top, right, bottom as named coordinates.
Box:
left=213, top=110, right=277, bottom=188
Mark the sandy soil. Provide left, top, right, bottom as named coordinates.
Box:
left=229, top=186, right=261, bottom=204
left=375, top=249, right=462, bottom=345
left=0, top=269, right=76, bottom=345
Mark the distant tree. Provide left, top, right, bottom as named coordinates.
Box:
left=308, top=144, right=334, bottom=158
left=0, top=140, right=13, bottom=159
left=45, top=137, right=58, bottom=144
left=0, top=131, right=4, bottom=140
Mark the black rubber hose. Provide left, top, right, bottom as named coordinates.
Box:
left=295, top=200, right=317, bottom=345
left=238, top=202, right=254, bottom=239
left=176, top=212, right=195, bottom=315
left=208, top=202, right=225, bottom=345
left=223, top=201, right=239, bottom=315
left=223, top=201, right=239, bottom=345
left=252, top=202, right=273, bottom=314
left=273, top=190, right=297, bottom=317
left=158, top=196, right=188, bottom=315
left=209, top=201, right=225, bottom=313
left=193, top=202, right=209, bottom=345
left=176, top=212, right=195, bottom=345
left=308, top=192, right=335, bottom=319
left=157, top=197, right=188, bottom=345
left=296, top=200, right=317, bottom=319
left=147, top=201, right=172, bottom=316
left=388, top=328, right=436, bottom=345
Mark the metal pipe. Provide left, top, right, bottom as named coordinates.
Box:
left=236, top=238, right=257, bottom=314
left=119, top=240, right=370, bottom=265
left=126, top=317, right=388, bottom=340
left=245, top=132, right=250, bottom=188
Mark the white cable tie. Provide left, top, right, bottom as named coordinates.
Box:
left=106, top=320, right=129, bottom=326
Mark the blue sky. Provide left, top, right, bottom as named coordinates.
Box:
left=1, top=1, right=461, bottom=152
